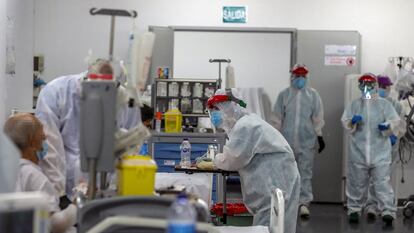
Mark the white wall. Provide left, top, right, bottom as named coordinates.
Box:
left=3, top=0, right=34, bottom=116
left=0, top=0, right=6, bottom=125
left=34, top=0, right=414, bottom=198
left=34, top=0, right=414, bottom=81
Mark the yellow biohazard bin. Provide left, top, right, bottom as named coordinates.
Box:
left=164, top=108, right=182, bottom=133
left=117, top=155, right=157, bottom=196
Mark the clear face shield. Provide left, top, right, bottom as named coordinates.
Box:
left=207, top=89, right=247, bottom=134
left=359, top=81, right=377, bottom=99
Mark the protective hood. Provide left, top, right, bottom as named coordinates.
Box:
left=209, top=89, right=247, bottom=134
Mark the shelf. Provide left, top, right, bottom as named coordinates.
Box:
left=153, top=78, right=218, bottom=121
left=155, top=113, right=208, bottom=117
left=155, top=96, right=209, bottom=100
left=182, top=114, right=208, bottom=117
left=154, top=78, right=218, bottom=83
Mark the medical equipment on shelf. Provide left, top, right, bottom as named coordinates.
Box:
left=181, top=82, right=192, bottom=97
left=181, top=98, right=192, bottom=114
left=157, top=67, right=170, bottom=79
left=169, top=82, right=180, bottom=97
left=205, top=87, right=216, bottom=98
left=117, top=155, right=157, bottom=196
left=157, top=82, right=168, bottom=96
left=165, top=107, right=183, bottom=133
left=153, top=79, right=219, bottom=130
left=155, top=111, right=162, bottom=132
left=0, top=192, right=50, bottom=233
left=193, top=99, right=204, bottom=113
left=193, top=83, right=203, bottom=97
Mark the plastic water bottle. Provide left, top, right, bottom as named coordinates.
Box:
left=180, top=138, right=191, bottom=168
left=167, top=193, right=196, bottom=233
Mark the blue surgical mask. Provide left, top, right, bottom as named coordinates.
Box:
left=292, top=77, right=306, bottom=89
left=210, top=111, right=223, bottom=128
left=378, top=88, right=390, bottom=98
left=36, top=141, right=48, bottom=160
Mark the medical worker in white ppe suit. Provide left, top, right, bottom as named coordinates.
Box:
left=342, top=73, right=399, bottom=226
left=274, top=64, right=325, bottom=218
left=208, top=89, right=300, bottom=233
left=35, top=59, right=140, bottom=201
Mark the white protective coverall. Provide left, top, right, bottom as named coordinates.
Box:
left=365, top=95, right=406, bottom=214
left=342, top=95, right=400, bottom=218
left=35, top=73, right=84, bottom=196
left=211, top=90, right=300, bottom=233
left=273, top=81, right=324, bottom=206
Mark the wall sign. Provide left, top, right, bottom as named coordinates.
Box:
left=325, top=56, right=356, bottom=66
left=324, top=44, right=357, bottom=66
left=325, top=45, right=357, bottom=56
left=223, top=6, right=247, bottom=23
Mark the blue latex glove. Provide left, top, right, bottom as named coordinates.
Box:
left=378, top=122, right=390, bottom=131
left=351, top=115, right=363, bottom=125
left=33, top=78, right=47, bottom=87
left=139, top=143, right=148, bottom=155
left=390, top=134, right=398, bottom=146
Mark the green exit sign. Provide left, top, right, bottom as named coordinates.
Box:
left=223, top=6, right=247, bottom=23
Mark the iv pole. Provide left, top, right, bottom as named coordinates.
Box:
left=86, top=8, right=137, bottom=199
left=90, top=8, right=138, bottom=61
left=389, top=56, right=413, bottom=70
left=209, top=59, right=231, bottom=89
